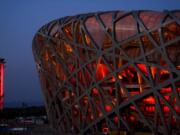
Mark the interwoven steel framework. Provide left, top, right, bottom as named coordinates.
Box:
left=32, top=10, right=180, bottom=135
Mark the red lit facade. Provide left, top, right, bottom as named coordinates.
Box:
left=33, top=10, right=180, bottom=135
left=0, top=58, right=5, bottom=110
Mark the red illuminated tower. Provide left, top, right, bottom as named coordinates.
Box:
left=0, top=58, right=5, bottom=110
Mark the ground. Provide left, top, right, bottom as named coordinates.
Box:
left=0, top=124, right=56, bottom=135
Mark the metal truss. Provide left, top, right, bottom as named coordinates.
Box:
left=32, top=10, right=180, bottom=135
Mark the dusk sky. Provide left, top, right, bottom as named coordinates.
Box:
left=0, top=0, right=179, bottom=106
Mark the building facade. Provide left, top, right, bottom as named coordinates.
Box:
left=33, top=10, right=180, bottom=135
left=0, top=58, right=5, bottom=110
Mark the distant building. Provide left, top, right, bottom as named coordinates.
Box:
left=0, top=58, right=5, bottom=110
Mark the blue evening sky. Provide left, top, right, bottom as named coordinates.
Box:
left=0, top=0, right=179, bottom=106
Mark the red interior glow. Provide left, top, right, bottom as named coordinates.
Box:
left=69, top=62, right=180, bottom=121
left=137, top=63, right=148, bottom=74
left=96, top=63, right=109, bottom=80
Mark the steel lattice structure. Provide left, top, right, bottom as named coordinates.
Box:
left=32, top=10, right=180, bottom=135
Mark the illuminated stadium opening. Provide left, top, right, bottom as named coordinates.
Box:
left=33, top=10, right=180, bottom=135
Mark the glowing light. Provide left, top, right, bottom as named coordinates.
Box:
left=109, top=88, right=113, bottom=95
left=161, top=87, right=172, bottom=93
left=112, top=98, right=117, bottom=106
left=110, top=76, right=116, bottom=82
left=85, top=34, right=91, bottom=45
left=92, top=88, right=99, bottom=95
left=0, top=63, right=4, bottom=110
left=164, top=96, right=170, bottom=101
left=63, top=25, right=73, bottom=40
left=98, top=112, right=103, bottom=117
left=96, top=63, right=109, bottom=80
left=44, top=51, right=49, bottom=61
left=160, top=69, right=169, bottom=75
left=151, top=66, right=156, bottom=79
left=105, top=105, right=112, bottom=112
left=144, top=96, right=155, bottom=104
left=145, top=106, right=155, bottom=113
left=83, top=96, right=88, bottom=105
left=65, top=43, right=72, bottom=52
left=118, top=74, right=123, bottom=79
left=174, top=106, right=180, bottom=113
left=137, top=72, right=143, bottom=93
left=118, top=68, right=133, bottom=79
left=62, top=91, right=70, bottom=101
left=90, top=115, right=94, bottom=120
left=177, top=65, right=180, bottom=70
left=102, top=127, right=109, bottom=134
left=137, top=64, right=148, bottom=74
left=163, top=106, right=170, bottom=113
left=114, top=116, right=119, bottom=124
left=130, top=116, right=135, bottom=121
left=130, top=105, right=136, bottom=110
